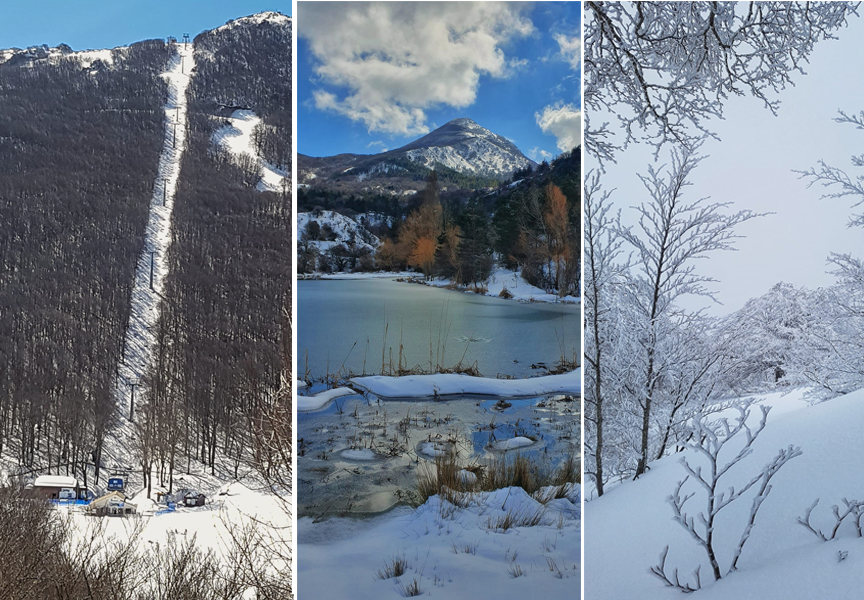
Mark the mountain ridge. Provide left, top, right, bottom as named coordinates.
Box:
left=299, top=117, right=536, bottom=185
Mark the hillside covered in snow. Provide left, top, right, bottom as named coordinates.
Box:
left=586, top=388, right=864, bottom=599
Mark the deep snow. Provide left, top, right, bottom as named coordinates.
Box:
left=585, top=387, right=864, bottom=599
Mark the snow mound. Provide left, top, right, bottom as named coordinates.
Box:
left=297, top=387, right=356, bottom=412
left=351, top=370, right=581, bottom=399
left=491, top=436, right=535, bottom=451
left=342, top=448, right=377, bottom=461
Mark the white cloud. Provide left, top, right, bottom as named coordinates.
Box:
left=554, top=33, right=581, bottom=71
left=367, top=140, right=389, bottom=152
left=536, top=103, right=581, bottom=152
left=299, top=2, right=534, bottom=136
left=528, top=147, right=553, bottom=162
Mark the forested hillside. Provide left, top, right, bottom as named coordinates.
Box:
left=0, top=40, right=172, bottom=474
left=299, top=146, right=581, bottom=298
left=140, top=14, right=292, bottom=482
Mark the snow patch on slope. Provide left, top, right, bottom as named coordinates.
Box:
left=212, top=109, right=288, bottom=193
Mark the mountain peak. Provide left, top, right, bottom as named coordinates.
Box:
left=391, top=117, right=535, bottom=178
left=213, top=11, right=291, bottom=34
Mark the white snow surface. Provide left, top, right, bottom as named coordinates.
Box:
left=212, top=109, right=288, bottom=193
left=64, top=480, right=291, bottom=587
left=429, top=265, right=580, bottom=304
left=586, top=387, right=864, bottom=599
left=107, top=45, right=195, bottom=469
left=298, top=485, right=580, bottom=599
left=491, top=437, right=535, bottom=451
left=297, top=387, right=356, bottom=412
left=350, top=370, right=581, bottom=399
left=342, top=448, right=377, bottom=461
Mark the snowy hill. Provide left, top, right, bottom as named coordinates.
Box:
left=396, top=118, right=535, bottom=177
left=298, top=210, right=380, bottom=253
left=585, top=388, right=864, bottom=599
left=298, top=118, right=535, bottom=186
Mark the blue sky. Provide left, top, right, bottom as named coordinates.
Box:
left=297, top=1, right=580, bottom=161
left=0, top=0, right=291, bottom=51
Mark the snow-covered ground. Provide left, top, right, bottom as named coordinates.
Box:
left=298, top=485, right=580, bottom=599
left=350, top=370, right=581, bottom=399
left=108, top=43, right=195, bottom=469
left=585, top=387, right=864, bottom=599
left=426, top=265, right=579, bottom=304
left=212, top=109, right=288, bottom=193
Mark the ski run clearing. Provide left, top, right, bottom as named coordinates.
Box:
left=108, top=44, right=194, bottom=468
left=298, top=485, right=580, bottom=599
left=586, top=387, right=864, bottom=599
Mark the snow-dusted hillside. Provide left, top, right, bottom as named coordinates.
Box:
left=585, top=388, right=864, bottom=599
left=398, top=118, right=535, bottom=177
left=298, top=210, right=380, bottom=253
left=299, top=117, right=535, bottom=184
left=212, top=10, right=291, bottom=34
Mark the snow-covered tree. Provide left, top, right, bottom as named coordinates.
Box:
left=618, top=145, right=760, bottom=477
left=795, top=110, right=864, bottom=398
left=584, top=1, right=859, bottom=161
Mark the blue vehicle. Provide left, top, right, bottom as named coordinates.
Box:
left=107, top=477, right=125, bottom=492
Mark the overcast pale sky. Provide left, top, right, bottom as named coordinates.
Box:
left=297, top=1, right=580, bottom=161
left=589, top=15, right=864, bottom=317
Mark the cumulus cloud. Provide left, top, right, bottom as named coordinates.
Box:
left=554, top=33, right=581, bottom=71
left=536, top=103, right=581, bottom=152
left=299, top=2, right=533, bottom=136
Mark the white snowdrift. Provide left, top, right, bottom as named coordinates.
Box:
left=586, top=387, right=864, bottom=599
left=297, top=387, right=356, bottom=412
left=298, top=485, right=580, bottom=599
left=350, top=369, right=581, bottom=399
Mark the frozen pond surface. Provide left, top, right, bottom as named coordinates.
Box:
left=297, top=389, right=579, bottom=517
left=297, top=278, right=580, bottom=379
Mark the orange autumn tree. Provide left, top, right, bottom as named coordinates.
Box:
left=544, top=183, right=570, bottom=295
left=398, top=171, right=443, bottom=279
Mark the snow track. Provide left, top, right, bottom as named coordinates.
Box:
left=107, top=43, right=195, bottom=467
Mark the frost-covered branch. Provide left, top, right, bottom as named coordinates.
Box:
left=660, top=400, right=802, bottom=583
left=585, top=1, right=860, bottom=160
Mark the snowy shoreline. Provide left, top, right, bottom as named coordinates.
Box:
left=299, top=267, right=580, bottom=305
